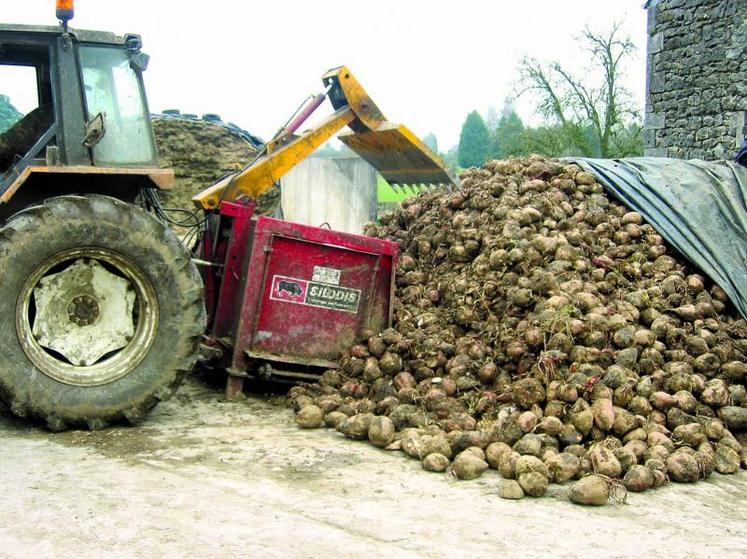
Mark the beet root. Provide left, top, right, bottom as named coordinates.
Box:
left=451, top=452, right=489, bottom=480
left=623, top=465, right=654, bottom=492
left=296, top=405, right=324, bottom=428
left=568, top=475, right=610, bottom=506
left=498, top=479, right=525, bottom=500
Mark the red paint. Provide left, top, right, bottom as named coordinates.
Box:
left=208, top=214, right=397, bottom=374
left=211, top=199, right=256, bottom=337
left=199, top=224, right=217, bottom=322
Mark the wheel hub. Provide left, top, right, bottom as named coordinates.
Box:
left=32, top=258, right=136, bottom=366
left=68, top=295, right=100, bottom=326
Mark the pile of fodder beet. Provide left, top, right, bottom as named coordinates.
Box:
left=289, top=155, right=747, bottom=505
left=152, top=116, right=280, bottom=216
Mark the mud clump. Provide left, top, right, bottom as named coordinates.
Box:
left=289, top=155, right=747, bottom=505
left=152, top=116, right=279, bottom=216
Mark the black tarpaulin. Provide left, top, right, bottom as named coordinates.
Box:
left=569, top=157, right=747, bottom=320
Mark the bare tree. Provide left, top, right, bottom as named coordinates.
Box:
left=518, top=22, right=642, bottom=158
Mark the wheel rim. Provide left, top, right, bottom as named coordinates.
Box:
left=16, top=247, right=159, bottom=386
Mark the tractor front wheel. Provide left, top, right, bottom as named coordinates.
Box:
left=0, top=194, right=205, bottom=430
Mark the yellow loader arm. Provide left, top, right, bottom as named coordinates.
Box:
left=192, top=66, right=457, bottom=210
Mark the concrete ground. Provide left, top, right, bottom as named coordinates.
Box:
left=0, top=377, right=745, bottom=559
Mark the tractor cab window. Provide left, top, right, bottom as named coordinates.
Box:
left=79, top=45, right=156, bottom=166
left=0, top=62, right=54, bottom=171
left=0, top=65, right=38, bottom=132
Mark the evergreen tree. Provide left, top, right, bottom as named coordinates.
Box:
left=523, top=125, right=569, bottom=157
left=0, top=95, right=23, bottom=134
left=423, top=133, right=438, bottom=153
left=485, top=105, right=500, bottom=133
left=492, top=109, right=526, bottom=158
left=442, top=144, right=460, bottom=169
left=458, top=111, right=490, bottom=168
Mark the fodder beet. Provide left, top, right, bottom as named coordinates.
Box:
left=291, top=155, right=747, bottom=506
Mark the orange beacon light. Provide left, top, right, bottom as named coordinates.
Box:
left=56, top=0, right=74, bottom=29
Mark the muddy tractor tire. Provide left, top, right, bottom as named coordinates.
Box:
left=0, top=194, right=206, bottom=430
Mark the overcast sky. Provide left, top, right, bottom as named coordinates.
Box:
left=4, top=1, right=648, bottom=149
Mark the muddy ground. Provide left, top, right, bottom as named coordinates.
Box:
left=0, top=376, right=745, bottom=559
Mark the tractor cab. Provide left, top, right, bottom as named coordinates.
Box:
left=0, top=23, right=169, bottom=221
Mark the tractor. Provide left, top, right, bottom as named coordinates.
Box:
left=0, top=2, right=455, bottom=430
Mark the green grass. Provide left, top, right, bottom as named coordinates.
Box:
left=377, top=175, right=413, bottom=203
left=376, top=164, right=462, bottom=203
left=376, top=175, right=412, bottom=204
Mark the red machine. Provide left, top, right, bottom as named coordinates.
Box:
left=199, top=199, right=398, bottom=396
left=191, top=67, right=456, bottom=396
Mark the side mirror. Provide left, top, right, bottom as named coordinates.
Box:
left=128, top=52, right=150, bottom=73
left=125, top=34, right=149, bottom=72
left=83, top=112, right=106, bottom=148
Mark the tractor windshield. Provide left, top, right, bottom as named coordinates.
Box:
left=79, top=45, right=156, bottom=166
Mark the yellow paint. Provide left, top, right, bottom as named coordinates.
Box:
left=340, top=124, right=455, bottom=187
left=193, top=108, right=356, bottom=210
left=1, top=166, right=175, bottom=204
left=192, top=66, right=457, bottom=211
left=321, top=66, right=386, bottom=131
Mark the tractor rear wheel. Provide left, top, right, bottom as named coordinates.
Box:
left=0, top=194, right=205, bottom=430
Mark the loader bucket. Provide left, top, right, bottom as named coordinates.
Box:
left=339, top=123, right=458, bottom=192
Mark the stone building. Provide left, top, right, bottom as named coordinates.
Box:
left=644, top=0, right=747, bottom=159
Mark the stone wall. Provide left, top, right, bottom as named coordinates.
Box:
left=644, top=0, right=747, bottom=159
